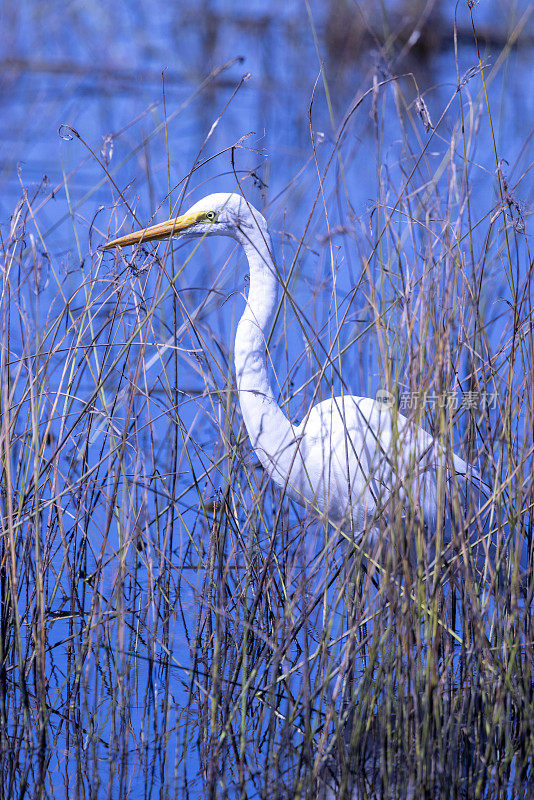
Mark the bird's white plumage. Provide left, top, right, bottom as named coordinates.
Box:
left=106, top=192, right=530, bottom=583
left=196, top=194, right=444, bottom=538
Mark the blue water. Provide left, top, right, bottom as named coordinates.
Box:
left=2, top=1, right=534, bottom=797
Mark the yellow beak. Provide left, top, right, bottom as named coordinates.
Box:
left=103, top=211, right=201, bottom=250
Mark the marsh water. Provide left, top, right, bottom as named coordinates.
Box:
left=2, top=1, right=534, bottom=797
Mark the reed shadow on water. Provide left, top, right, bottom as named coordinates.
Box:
left=1, top=7, right=533, bottom=800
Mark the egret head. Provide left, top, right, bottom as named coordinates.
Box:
left=103, top=192, right=267, bottom=250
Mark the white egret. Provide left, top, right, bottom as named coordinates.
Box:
left=105, top=192, right=528, bottom=582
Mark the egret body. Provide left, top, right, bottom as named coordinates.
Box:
left=104, top=193, right=525, bottom=576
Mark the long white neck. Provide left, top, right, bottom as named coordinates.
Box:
left=234, top=228, right=296, bottom=489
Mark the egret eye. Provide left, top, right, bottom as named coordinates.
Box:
left=205, top=211, right=217, bottom=221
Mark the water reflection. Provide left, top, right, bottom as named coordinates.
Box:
left=2, top=2, right=533, bottom=798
